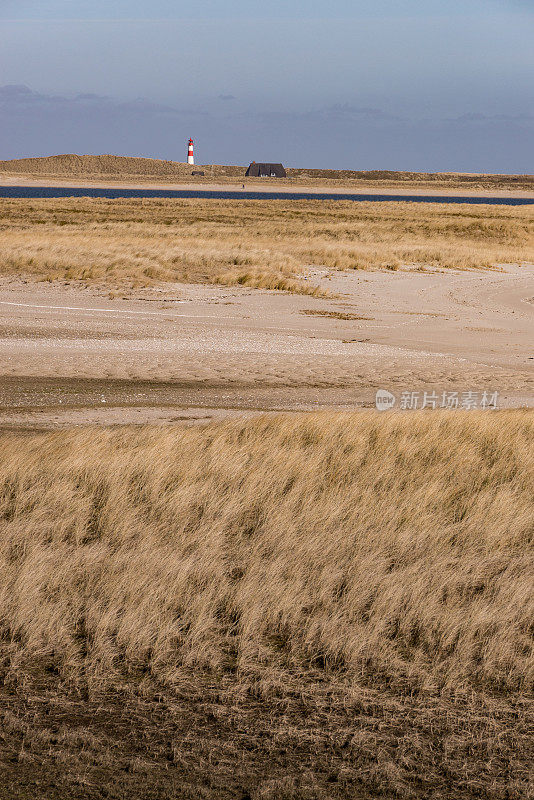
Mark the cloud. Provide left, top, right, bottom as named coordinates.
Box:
left=115, top=98, right=179, bottom=114
left=0, top=85, right=211, bottom=163
left=0, top=85, right=181, bottom=115
left=322, top=104, right=402, bottom=121
left=0, top=84, right=34, bottom=99
left=0, top=85, right=532, bottom=173
left=239, top=103, right=403, bottom=129
left=218, top=94, right=236, bottom=102
left=451, top=111, right=534, bottom=123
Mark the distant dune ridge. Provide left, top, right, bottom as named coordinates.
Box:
left=0, top=153, right=533, bottom=190
left=0, top=153, right=242, bottom=179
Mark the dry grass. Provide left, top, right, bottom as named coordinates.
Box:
left=1, top=411, right=532, bottom=693
left=214, top=269, right=326, bottom=296
left=0, top=153, right=245, bottom=181
left=0, top=411, right=533, bottom=798
left=301, top=309, right=373, bottom=320
left=0, top=197, right=532, bottom=294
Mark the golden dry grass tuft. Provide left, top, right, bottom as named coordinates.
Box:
left=1, top=411, right=533, bottom=799
left=301, top=309, right=373, bottom=320
left=0, top=198, right=532, bottom=294
left=1, top=410, right=532, bottom=694
left=214, top=269, right=327, bottom=296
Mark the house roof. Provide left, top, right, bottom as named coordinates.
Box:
left=245, top=163, right=287, bottom=178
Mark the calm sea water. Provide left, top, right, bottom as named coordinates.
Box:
left=0, top=186, right=532, bottom=205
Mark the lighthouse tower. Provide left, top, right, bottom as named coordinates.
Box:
left=187, top=138, right=194, bottom=165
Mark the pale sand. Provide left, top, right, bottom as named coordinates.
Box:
left=0, top=263, right=532, bottom=428
left=0, top=174, right=533, bottom=199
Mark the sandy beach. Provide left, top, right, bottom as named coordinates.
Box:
left=1, top=173, right=533, bottom=198
left=1, top=263, right=532, bottom=428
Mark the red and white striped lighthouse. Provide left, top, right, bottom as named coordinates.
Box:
left=187, top=138, right=194, bottom=165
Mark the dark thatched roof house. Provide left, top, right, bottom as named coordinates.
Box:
left=245, top=162, right=287, bottom=178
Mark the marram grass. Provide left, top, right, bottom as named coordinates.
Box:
left=1, top=410, right=532, bottom=694
left=1, top=197, right=532, bottom=293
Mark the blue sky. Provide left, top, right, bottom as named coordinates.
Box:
left=1, top=1, right=532, bottom=19
left=0, top=1, right=532, bottom=171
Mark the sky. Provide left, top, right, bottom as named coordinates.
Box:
left=0, top=1, right=532, bottom=172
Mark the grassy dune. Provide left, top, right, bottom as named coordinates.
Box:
left=0, top=197, right=532, bottom=294
left=0, top=411, right=532, bottom=799
left=0, top=411, right=533, bottom=798
left=1, top=153, right=533, bottom=192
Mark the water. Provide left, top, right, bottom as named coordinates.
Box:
left=0, top=186, right=532, bottom=205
